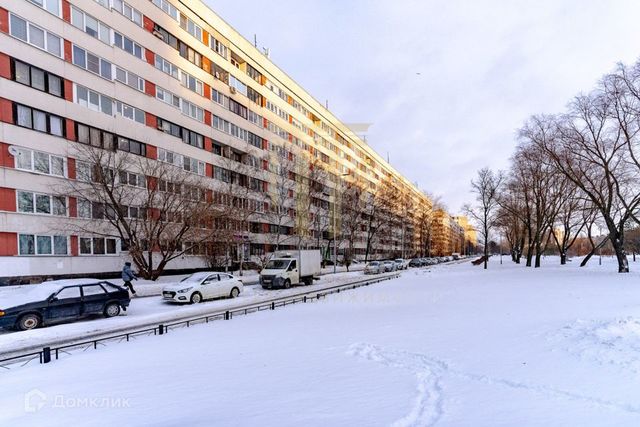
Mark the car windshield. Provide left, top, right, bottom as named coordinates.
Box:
left=180, top=273, right=211, bottom=283
left=368, top=262, right=379, bottom=266
left=265, top=260, right=290, bottom=270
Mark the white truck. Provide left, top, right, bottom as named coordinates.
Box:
left=259, top=250, right=322, bottom=289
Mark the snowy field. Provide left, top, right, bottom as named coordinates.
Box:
left=3, top=257, right=640, bottom=426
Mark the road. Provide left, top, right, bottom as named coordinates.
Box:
left=0, top=270, right=399, bottom=358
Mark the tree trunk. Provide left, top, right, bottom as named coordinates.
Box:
left=580, top=236, right=609, bottom=267
left=525, top=242, right=534, bottom=267
left=560, top=252, right=567, bottom=265
left=610, top=235, right=629, bottom=273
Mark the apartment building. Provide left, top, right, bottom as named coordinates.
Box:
left=0, top=0, right=437, bottom=281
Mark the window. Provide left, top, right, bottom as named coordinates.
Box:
left=181, top=72, right=203, bottom=95
left=76, top=123, right=116, bottom=151
left=78, top=199, right=91, bottom=218
left=152, top=0, right=179, bottom=21
left=113, top=32, right=144, bottom=59
left=156, top=86, right=181, bottom=109
left=117, top=136, right=147, bottom=156
left=75, top=84, right=114, bottom=116
left=209, top=35, right=227, bottom=58
left=119, top=171, right=146, bottom=188
left=12, top=60, right=65, bottom=99
left=157, top=148, right=204, bottom=175
left=15, top=103, right=65, bottom=137
left=179, top=13, right=202, bottom=40
left=115, top=101, right=145, bottom=124
left=72, top=45, right=112, bottom=80
left=182, top=129, right=204, bottom=148
left=247, top=87, right=263, bottom=106
left=83, top=285, right=106, bottom=296
left=154, top=55, right=179, bottom=80
left=9, top=14, right=62, bottom=57
left=19, top=234, right=67, bottom=255
left=80, top=237, right=118, bottom=255
left=17, top=191, right=66, bottom=216
left=112, top=0, right=142, bottom=26
left=229, top=98, right=248, bottom=119
left=56, top=287, right=81, bottom=299
left=246, top=63, right=262, bottom=83
left=229, top=75, right=248, bottom=96
left=70, top=6, right=111, bottom=44
left=114, top=67, right=145, bottom=92
left=157, top=118, right=182, bottom=138
left=14, top=147, right=65, bottom=177
left=181, top=100, right=204, bottom=122
left=29, top=0, right=61, bottom=17
left=153, top=24, right=201, bottom=68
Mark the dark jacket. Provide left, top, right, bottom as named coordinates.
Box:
left=122, top=265, right=137, bottom=282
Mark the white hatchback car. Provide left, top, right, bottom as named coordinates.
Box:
left=162, top=272, right=243, bottom=304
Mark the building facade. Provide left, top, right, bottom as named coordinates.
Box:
left=0, top=0, right=440, bottom=281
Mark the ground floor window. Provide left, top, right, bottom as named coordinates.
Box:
left=18, top=234, right=67, bottom=255
left=79, top=237, right=118, bottom=255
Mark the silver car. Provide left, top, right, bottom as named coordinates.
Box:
left=394, top=259, right=407, bottom=270
left=382, top=261, right=396, bottom=272
left=364, top=261, right=382, bottom=274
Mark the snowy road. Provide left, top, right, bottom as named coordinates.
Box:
left=0, top=269, right=395, bottom=355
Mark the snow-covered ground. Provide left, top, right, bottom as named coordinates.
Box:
left=4, top=257, right=640, bottom=426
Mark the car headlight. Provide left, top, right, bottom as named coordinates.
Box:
left=177, top=287, right=193, bottom=294
left=0, top=310, right=4, bottom=317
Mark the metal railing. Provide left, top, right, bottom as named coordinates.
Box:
left=0, top=273, right=399, bottom=370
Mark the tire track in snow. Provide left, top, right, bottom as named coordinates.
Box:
left=348, top=343, right=640, bottom=425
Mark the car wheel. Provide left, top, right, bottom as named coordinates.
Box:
left=230, top=287, right=240, bottom=298
left=190, top=292, right=203, bottom=304
left=104, top=303, right=121, bottom=318
left=17, top=314, right=41, bottom=331
left=284, top=279, right=291, bottom=289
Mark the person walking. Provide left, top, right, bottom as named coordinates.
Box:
left=121, top=262, right=138, bottom=296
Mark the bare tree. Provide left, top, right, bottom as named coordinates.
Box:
left=363, top=176, right=398, bottom=261
left=61, top=145, right=221, bottom=280
left=464, top=168, right=504, bottom=269
left=266, top=145, right=297, bottom=251
left=339, top=180, right=367, bottom=270
left=529, top=94, right=640, bottom=272
left=207, top=147, right=266, bottom=275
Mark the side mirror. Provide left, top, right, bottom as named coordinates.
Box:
left=49, top=295, right=58, bottom=302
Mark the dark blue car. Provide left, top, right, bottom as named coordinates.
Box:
left=0, top=279, right=131, bottom=331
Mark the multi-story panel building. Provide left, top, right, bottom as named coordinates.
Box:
left=0, top=0, right=437, bottom=281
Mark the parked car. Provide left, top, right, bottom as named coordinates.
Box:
left=0, top=279, right=130, bottom=331
left=394, top=259, right=407, bottom=270
left=382, top=261, right=397, bottom=272
left=163, top=272, right=243, bottom=304
left=408, top=258, right=422, bottom=268
left=364, top=261, right=383, bottom=275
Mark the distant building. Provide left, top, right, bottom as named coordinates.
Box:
left=453, top=216, right=478, bottom=254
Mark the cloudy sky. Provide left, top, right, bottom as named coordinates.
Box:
left=205, top=0, right=640, bottom=212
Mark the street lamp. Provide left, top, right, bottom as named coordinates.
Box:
left=333, top=172, right=350, bottom=274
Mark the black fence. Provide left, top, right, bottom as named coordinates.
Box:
left=0, top=274, right=399, bottom=370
